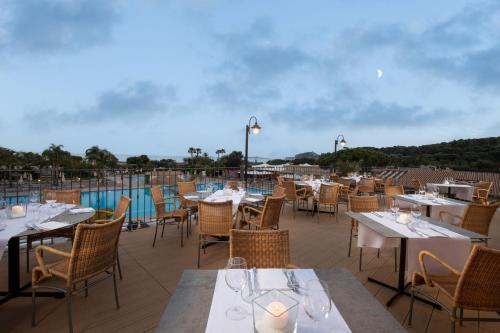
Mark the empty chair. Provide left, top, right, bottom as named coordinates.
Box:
left=227, top=180, right=240, bottom=190
left=27, top=189, right=83, bottom=272
left=88, top=195, right=131, bottom=280
left=271, top=185, right=285, bottom=197
left=473, top=181, right=493, bottom=204
left=409, top=246, right=500, bottom=333
left=330, top=174, right=340, bottom=183
left=151, top=186, right=187, bottom=247
left=384, top=185, right=408, bottom=210
left=276, top=175, right=284, bottom=186
left=412, top=179, right=423, bottom=193
left=440, top=203, right=498, bottom=245
left=197, top=200, right=233, bottom=268
left=358, top=178, right=375, bottom=195
left=177, top=181, right=198, bottom=214
left=348, top=195, right=398, bottom=271
left=282, top=180, right=313, bottom=218
left=313, top=183, right=340, bottom=222
left=230, top=229, right=292, bottom=268
left=32, top=214, right=125, bottom=333
left=243, top=195, right=285, bottom=230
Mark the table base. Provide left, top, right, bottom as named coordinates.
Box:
left=367, top=278, right=441, bottom=309
left=0, top=283, right=65, bottom=305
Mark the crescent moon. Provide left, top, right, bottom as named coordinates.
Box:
left=377, top=69, right=383, bottom=78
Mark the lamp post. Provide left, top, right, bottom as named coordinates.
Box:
left=333, top=134, right=347, bottom=173
left=244, top=116, right=261, bottom=189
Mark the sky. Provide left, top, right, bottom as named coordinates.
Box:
left=0, top=0, right=499, bottom=160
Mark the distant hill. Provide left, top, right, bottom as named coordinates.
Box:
left=294, top=152, right=319, bottom=160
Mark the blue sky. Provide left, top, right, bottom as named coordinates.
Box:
left=0, top=0, right=498, bottom=159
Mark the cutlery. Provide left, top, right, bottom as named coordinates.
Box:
left=289, top=270, right=302, bottom=295
left=429, top=227, right=449, bottom=237
left=252, top=267, right=259, bottom=294
left=407, top=225, right=428, bottom=238
left=371, top=212, right=383, bottom=218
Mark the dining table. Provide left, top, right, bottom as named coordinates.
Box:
left=426, top=183, right=474, bottom=201
left=0, top=203, right=95, bottom=305
left=394, top=194, right=466, bottom=217
left=346, top=211, right=487, bottom=309
left=156, top=268, right=405, bottom=333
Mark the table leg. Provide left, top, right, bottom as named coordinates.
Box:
left=367, top=238, right=442, bottom=309
left=426, top=205, right=431, bottom=217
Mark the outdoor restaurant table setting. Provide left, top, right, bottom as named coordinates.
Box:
left=205, top=265, right=351, bottom=333
left=0, top=202, right=94, bottom=260
left=204, top=189, right=264, bottom=216
left=357, top=210, right=471, bottom=277
left=426, top=179, right=474, bottom=201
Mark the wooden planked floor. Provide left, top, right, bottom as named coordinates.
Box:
left=1, top=202, right=499, bottom=333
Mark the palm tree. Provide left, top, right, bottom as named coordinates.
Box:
left=188, top=147, right=195, bottom=158
left=85, top=145, right=101, bottom=166
left=215, top=149, right=224, bottom=159
left=42, top=144, right=66, bottom=168
left=195, top=148, right=202, bottom=157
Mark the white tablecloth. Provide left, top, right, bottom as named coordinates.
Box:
left=426, top=183, right=474, bottom=201
left=205, top=269, right=350, bottom=333
left=0, top=203, right=75, bottom=260
left=357, top=212, right=471, bottom=277
left=205, top=190, right=245, bottom=216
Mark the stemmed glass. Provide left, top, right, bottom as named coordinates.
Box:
left=225, top=257, right=249, bottom=321
left=411, top=204, right=422, bottom=224
left=303, top=279, right=332, bottom=329
left=390, top=198, right=399, bottom=218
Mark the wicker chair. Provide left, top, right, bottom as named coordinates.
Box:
left=197, top=200, right=233, bottom=268
left=229, top=229, right=292, bottom=268
left=243, top=196, right=285, bottom=230
left=177, top=181, right=198, bottom=214
left=227, top=180, right=240, bottom=190
left=282, top=180, right=312, bottom=218
left=439, top=203, right=498, bottom=246
left=272, top=185, right=285, bottom=197
left=313, top=183, right=340, bottom=222
left=330, top=174, right=340, bottom=183
left=276, top=176, right=284, bottom=186
left=26, top=189, right=83, bottom=272
left=473, top=181, right=493, bottom=204
left=412, top=179, right=423, bottom=193
left=358, top=178, right=375, bottom=195
left=32, top=214, right=125, bottom=333
left=339, top=183, right=358, bottom=204
left=87, top=195, right=131, bottom=280
left=151, top=186, right=187, bottom=247
left=408, top=246, right=500, bottom=333
left=383, top=185, right=410, bottom=212
left=348, top=195, right=397, bottom=271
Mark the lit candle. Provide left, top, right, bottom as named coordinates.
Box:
left=265, top=301, right=289, bottom=330
left=11, top=204, right=25, bottom=218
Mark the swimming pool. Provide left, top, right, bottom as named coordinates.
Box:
left=4, top=183, right=271, bottom=220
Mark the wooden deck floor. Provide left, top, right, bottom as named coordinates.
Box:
left=1, top=203, right=499, bottom=333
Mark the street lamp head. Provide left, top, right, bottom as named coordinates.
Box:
left=340, top=138, right=346, bottom=146
left=251, top=122, right=261, bottom=135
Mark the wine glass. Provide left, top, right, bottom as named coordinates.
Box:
left=225, top=257, right=248, bottom=320
left=390, top=198, right=400, bottom=216
left=411, top=204, right=421, bottom=223
left=303, top=279, right=332, bottom=328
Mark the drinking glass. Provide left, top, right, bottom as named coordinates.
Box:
left=303, top=279, right=332, bottom=328
left=411, top=204, right=421, bottom=223
left=390, top=198, right=399, bottom=216
left=225, top=257, right=249, bottom=320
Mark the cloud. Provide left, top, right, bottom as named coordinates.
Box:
left=1, top=0, right=121, bottom=54
left=25, top=81, right=177, bottom=127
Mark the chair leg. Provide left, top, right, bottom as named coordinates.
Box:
left=408, top=288, right=415, bottom=327
left=377, top=249, right=380, bottom=258
left=359, top=248, right=363, bottom=272
left=31, top=288, right=37, bottom=326
left=197, top=236, right=201, bottom=268
left=180, top=222, right=184, bottom=247
left=348, top=227, right=353, bottom=257
left=161, top=219, right=166, bottom=238
left=394, top=248, right=397, bottom=272
left=26, top=241, right=30, bottom=273
left=152, top=219, right=159, bottom=247
left=335, top=204, right=338, bottom=223
left=84, top=280, right=88, bottom=297
left=117, top=253, right=123, bottom=280
left=113, top=265, right=120, bottom=309
left=451, top=307, right=457, bottom=333
left=67, top=293, right=74, bottom=333
left=459, top=308, right=463, bottom=326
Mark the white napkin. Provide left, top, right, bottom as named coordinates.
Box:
left=184, top=195, right=199, bottom=200
left=69, top=207, right=95, bottom=214
left=37, top=221, right=70, bottom=231
left=245, top=197, right=262, bottom=203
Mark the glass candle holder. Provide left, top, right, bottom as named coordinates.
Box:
left=7, top=202, right=28, bottom=219
left=253, top=289, right=298, bottom=333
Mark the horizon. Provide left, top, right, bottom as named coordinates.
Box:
left=1, top=1, right=499, bottom=157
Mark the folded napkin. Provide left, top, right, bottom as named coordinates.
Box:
left=184, top=195, right=199, bottom=199
left=245, top=197, right=262, bottom=202
left=37, top=221, right=70, bottom=231
left=69, top=208, right=95, bottom=214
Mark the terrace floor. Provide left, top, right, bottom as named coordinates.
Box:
left=1, top=203, right=499, bottom=333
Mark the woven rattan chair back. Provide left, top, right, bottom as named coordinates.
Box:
left=277, top=176, right=284, bottom=186
left=42, top=189, right=81, bottom=205
left=178, top=181, right=196, bottom=195
left=339, top=178, right=352, bottom=188
left=228, top=181, right=240, bottom=190
left=272, top=186, right=285, bottom=197
left=358, top=179, right=375, bottom=193
left=151, top=186, right=168, bottom=217
left=330, top=174, right=340, bottom=183
left=384, top=185, right=404, bottom=207
left=114, top=195, right=131, bottom=219
left=68, top=214, right=125, bottom=285
left=384, top=177, right=394, bottom=187
left=318, top=184, right=340, bottom=205
left=412, top=179, right=423, bottom=191
left=461, top=203, right=498, bottom=236
left=282, top=181, right=298, bottom=200
left=455, top=246, right=500, bottom=310
left=349, top=195, right=379, bottom=212
left=230, top=229, right=290, bottom=268
left=259, top=196, right=285, bottom=229
left=198, top=200, right=233, bottom=237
